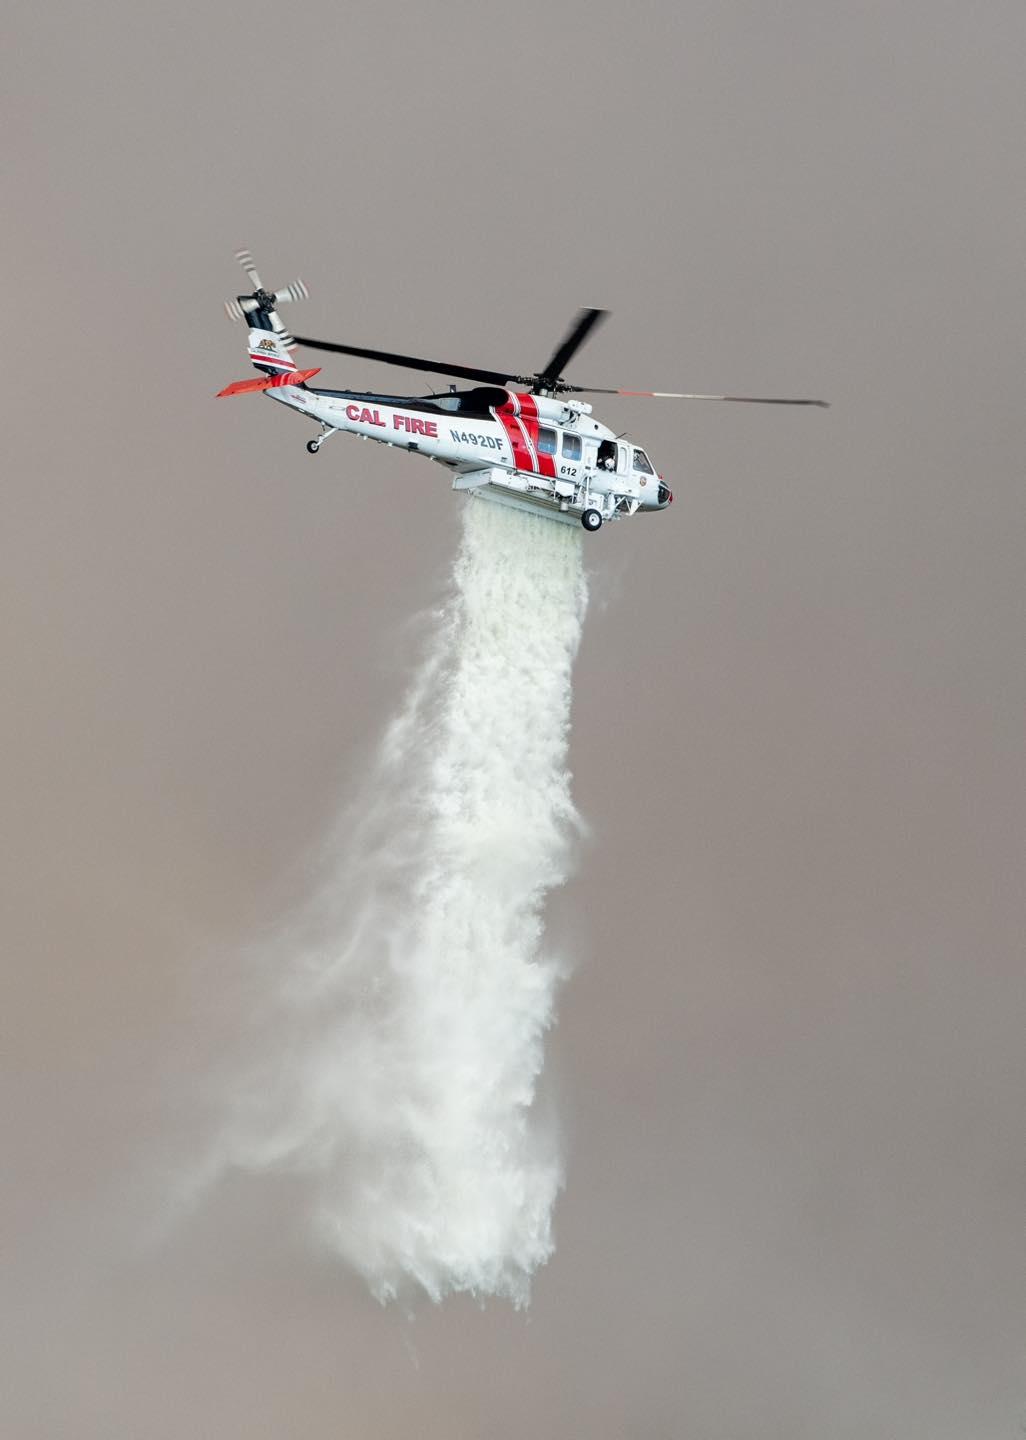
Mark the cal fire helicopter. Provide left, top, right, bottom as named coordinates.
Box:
left=219, top=249, right=828, bottom=532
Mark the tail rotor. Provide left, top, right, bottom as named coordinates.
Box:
left=224, top=248, right=308, bottom=348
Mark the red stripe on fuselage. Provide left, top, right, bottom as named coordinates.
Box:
left=515, top=392, right=556, bottom=479
left=495, top=392, right=538, bottom=474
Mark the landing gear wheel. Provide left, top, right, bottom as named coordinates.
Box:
left=306, top=439, right=321, bottom=454
left=581, top=508, right=603, bottom=532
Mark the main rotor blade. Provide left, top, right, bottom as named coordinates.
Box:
left=567, top=386, right=830, bottom=406
left=292, top=336, right=513, bottom=387
left=537, top=308, right=607, bottom=387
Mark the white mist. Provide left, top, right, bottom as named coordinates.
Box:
left=218, top=497, right=588, bottom=1305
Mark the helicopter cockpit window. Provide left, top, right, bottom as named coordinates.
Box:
left=633, top=448, right=654, bottom=474
left=562, top=433, right=582, bottom=461
left=537, top=427, right=557, bottom=456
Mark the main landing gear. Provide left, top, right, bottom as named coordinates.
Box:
left=581, top=508, right=603, bottom=532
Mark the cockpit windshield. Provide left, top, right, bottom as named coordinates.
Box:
left=633, top=448, right=654, bottom=474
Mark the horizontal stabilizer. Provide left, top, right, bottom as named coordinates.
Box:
left=217, top=368, right=320, bottom=397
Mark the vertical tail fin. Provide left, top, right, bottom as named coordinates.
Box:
left=246, top=328, right=299, bottom=376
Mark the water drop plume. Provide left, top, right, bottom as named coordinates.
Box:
left=216, top=496, right=589, bottom=1305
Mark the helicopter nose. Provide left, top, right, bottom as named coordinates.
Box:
left=657, top=480, right=673, bottom=507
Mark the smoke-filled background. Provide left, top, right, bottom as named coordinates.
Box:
left=4, top=1, right=1026, bottom=1437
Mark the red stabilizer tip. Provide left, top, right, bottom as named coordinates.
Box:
left=216, top=367, right=321, bottom=398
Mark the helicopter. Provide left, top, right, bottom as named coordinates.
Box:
left=219, top=250, right=828, bottom=533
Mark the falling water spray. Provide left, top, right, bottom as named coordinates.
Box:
left=217, top=497, right=588, bottom=1304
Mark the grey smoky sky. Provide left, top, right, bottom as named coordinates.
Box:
left=4, top=1, right=1025, bottom=1436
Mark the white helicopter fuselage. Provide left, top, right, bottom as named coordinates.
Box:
left=258, top=338, right=670, bottom=528
left=222, top=250, right=825, bottom=531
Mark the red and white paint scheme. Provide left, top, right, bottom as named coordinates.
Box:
left=219, top=250, right=827, bottom=533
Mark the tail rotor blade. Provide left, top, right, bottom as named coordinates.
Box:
left=228, top=253, right=309, bottom=348
left=268, top=310, right=298, bottom=349
left=274, top=278, right=309, bottom=306
left=234, top=247, right=262, bottom=290
left=224, top=296, right=259, bottom=322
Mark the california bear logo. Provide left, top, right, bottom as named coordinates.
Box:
left=257, top=338, right=277, bottom=352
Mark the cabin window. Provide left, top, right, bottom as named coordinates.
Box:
left=562, top=433, right=582, bottom=461
left=633, top=448, right=654, bottom=474
left=596, top=439, right=617, bottom=472
left=537, top=427, right=557, bottom=456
